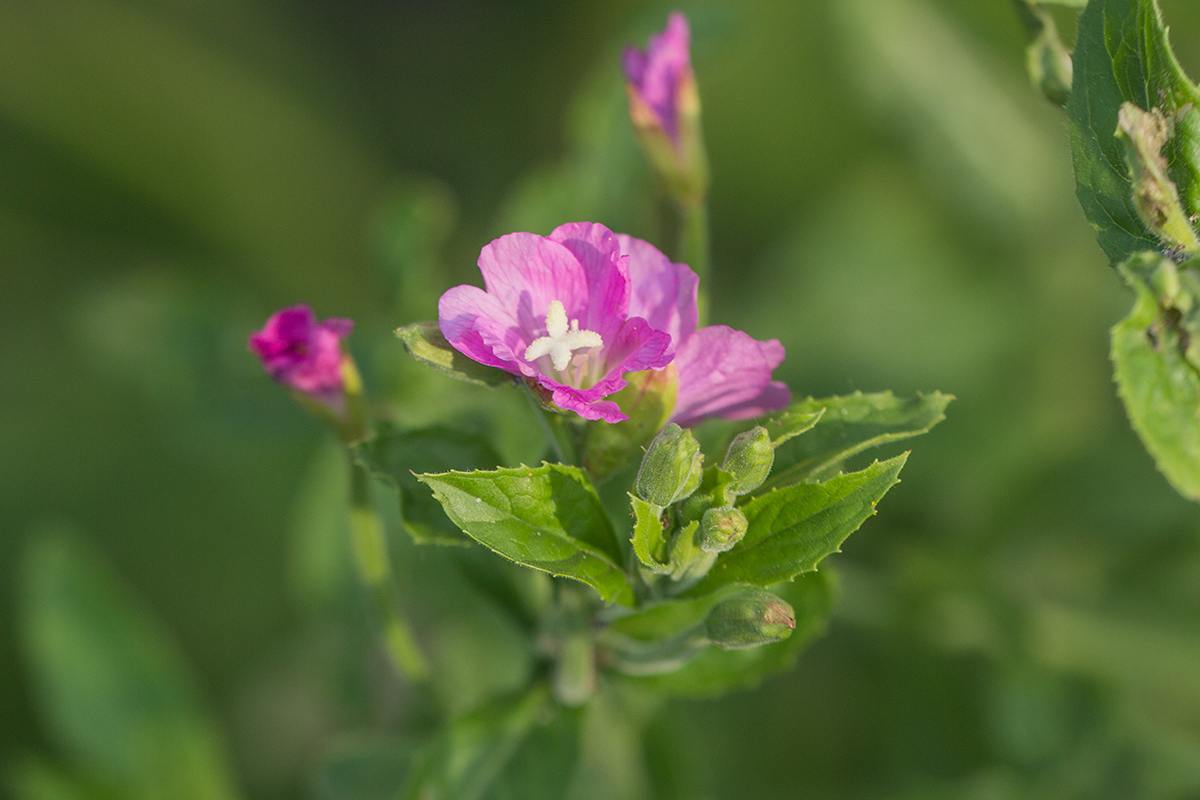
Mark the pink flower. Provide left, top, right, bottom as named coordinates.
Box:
left=623, top=12, right=692, bottom=145
left=438, top=223, right=789, bottom=425
left=249, top=305, right=353, bottom=408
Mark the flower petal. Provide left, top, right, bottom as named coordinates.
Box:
left=477, top=232, right=590, bottom=337
left=616, top=233, right=699, bottom=344
left=439, top=284, right=528, bottom=374
left=671, top=325, right=790, bottom=427
left=548, top=222, right=631, bottom=343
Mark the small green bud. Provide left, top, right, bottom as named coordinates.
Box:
left=636, top=423, right=703, bottom=506
left=705, top=590, right=795, bottom=650
left=722, top=427, right=774, bottom=496
left=697, top=507, right=747, bottom=553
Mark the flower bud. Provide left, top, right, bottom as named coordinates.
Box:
left=623, top=12, right=709, bottom=207
left=636, top=423, right=703, bottom=507
left=722, top=427, right=774, bottom=497
left=697, top=507, right=747, bottom=553
left=705, top=590, right=795, bottom=650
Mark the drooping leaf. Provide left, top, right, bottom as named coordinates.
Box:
left=622, top=571, right=834, bottom=697
left=761, top=392, right=948, bottom=490
left=418, top=465, right=635, bottom=605
left=1067, top=0, right=1200, bottom=264
left=18, top=528, right=241, bottom=800
left=396, top=322, right=514, bottom=387
left=692, top=455, right=907, bottom=594
left=1112, top=252, right=1200, bottom=500
left=356, top=423, right=504, bottom=545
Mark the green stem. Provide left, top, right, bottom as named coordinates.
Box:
left=348, top=456, right=430, bottom=683
left=677, top=200, right=711, bottom=326
left=522, top=384, right=579, bottom=465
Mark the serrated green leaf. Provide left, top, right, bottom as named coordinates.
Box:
left=628, top=495, right=670, bottom=574
left=355, top=423, right=503, bottom=546
left=622, top=571, right=834, bottom=697
left=692, top=455, right=907, bottom=594
left=417, top=465, right=635, bottom=605
left=1112, top=253, right=1200, bottom=500
left=1067, top=0, right=1200, bottom=264
left=761, top=392, right=949, bottom=491
left=18, top=528, right=241, bottom=800
left=396, top=322, right=514, bottom=387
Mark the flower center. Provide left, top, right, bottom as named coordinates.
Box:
left=524, top=300, right=603, bottom=373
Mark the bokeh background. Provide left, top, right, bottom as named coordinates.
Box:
left=5, top=0, right=1200, bottom=798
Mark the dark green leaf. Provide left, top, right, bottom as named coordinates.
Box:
left=396, top=322, right=514, bottom=387
left=1112, top=253, right=1200, bottom=499
left=18, top=528, right=241, bottom=800
left=761, top=392, right=948, bottom=490
left=692, top=455, right=907, bottom=594
left=355, top=423, right=503, bottom=545
left=418, top=465, right=635, bottom=605
left=1067, top=0, right=1200, bottom=264
left=622, top=571, right=834, bottom=697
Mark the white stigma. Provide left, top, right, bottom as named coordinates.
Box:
left=524, top=300, right=603, bottom=372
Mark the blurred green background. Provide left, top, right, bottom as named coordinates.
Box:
left=5, top=0, right=1200, bottom=797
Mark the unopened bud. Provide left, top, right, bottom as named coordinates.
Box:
left=722, top=427, right=774, bottom=497
left=697, top=507, right=747, bottom=553
left=705, top=590, right=795, bottom=650
left=636, top=423, right=703, bottom=507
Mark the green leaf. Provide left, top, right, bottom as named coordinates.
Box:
left=396, top=322, right=514, bottom=387
left=1066, top=0, right=1200, bottom=264
left=622, top=571, right=834, bottom=697
left=692, top=455, right=907, bottom=594
left=417, top=465, right=635, bottom=605
left=356, top=423, right=504, bottom=546
left=628, top=495, right=670, bottom=574
left=18, top=527, right=241, bottom=800
left=1112, top=252, right=1200, bottom=500
left=759, top=408, right=824, bottom=448
left=761, top=392, right=949, bottom=490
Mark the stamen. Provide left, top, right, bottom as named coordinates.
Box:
left=524, top=300, right=603, bottom=372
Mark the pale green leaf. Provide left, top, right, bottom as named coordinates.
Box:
left=396, top=322, right=514, bottom=387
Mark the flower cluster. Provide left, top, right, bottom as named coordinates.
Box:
left=438, top=222, right=788, bottom=425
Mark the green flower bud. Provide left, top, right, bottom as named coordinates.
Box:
left=697, top=507, right=747, bottom=553
left=722, top=427, right=774, bottom=497
left=705, top=590, right=795, bottom=650
left=636, top=423, right=703, bottom=507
